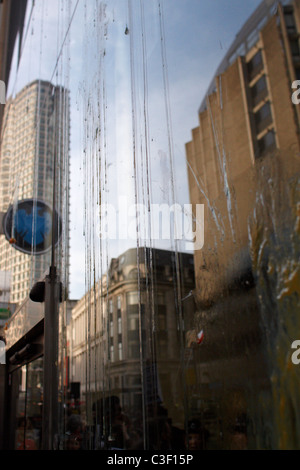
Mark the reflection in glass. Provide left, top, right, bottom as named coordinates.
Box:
left=2, top=0, right=300, bottom=451
left=14, top=358, right=43, bottom=450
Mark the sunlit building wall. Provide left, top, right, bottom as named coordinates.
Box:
left=186, top=0, right=300, bottom=295
left=185, top=0, right=300, bottom=449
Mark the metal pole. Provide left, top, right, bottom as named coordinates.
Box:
left=42, top=92, right=60, bottom=450
left=42, top=266, right=60, bottom=450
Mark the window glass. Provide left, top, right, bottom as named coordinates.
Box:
left=254, top=101, right=272, bottom=132
left=290, top=39, right=300, bottom=56
left=247, top=50, right=263, bottom=80
left=118, top=343, right=123, bottom=361
left=3, top=0, right=300, bottom=452
left=13, top=358, right=43, bottom=450
left=127, top=292, right=139, bottom=306
left=284, top=10, right=296, bottom=31
left=251, top=74, right=268, bottom=105
left=257, top=129, right=276, bottom=155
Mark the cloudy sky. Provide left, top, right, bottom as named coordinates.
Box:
left=7, top=0, right=263, bottom=300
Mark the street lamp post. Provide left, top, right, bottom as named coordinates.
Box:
left=42, top=265, right=60, bottom=450
left=42, top=110, right=60, bottom=450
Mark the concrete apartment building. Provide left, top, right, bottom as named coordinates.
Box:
left=186, top=0, right=300, bottom=297
left=185, top=0, right=300, bottom=449
left=69, top=247, right=195, bottom=437
left=0, top=79, right=70, bottom=305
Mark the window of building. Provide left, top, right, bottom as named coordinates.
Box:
left=128, top=341, right=139, bottom=359
left=251, top=75, right=268, bottom=106
left=295, top=68, right=300, bottom=81
left=127, top=292, right=139, bottom=305
left=118, top=342, right=123, bottom=361
left=257, top=129, right=276, bottom=157
left=128, top=306, right=139, bottom=331
left=254, top=101, right=272, bottom=133
left=110, top=344, right=114, bottom=362
left=247, top=50, right=263, bottom=80
left=290, top=39, right=300, bottom=57
left=118, top=315, right=122, bottom=334
left=284, top=8, right=297, bottom=33
left=127, top=304, right=145, bottom=331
